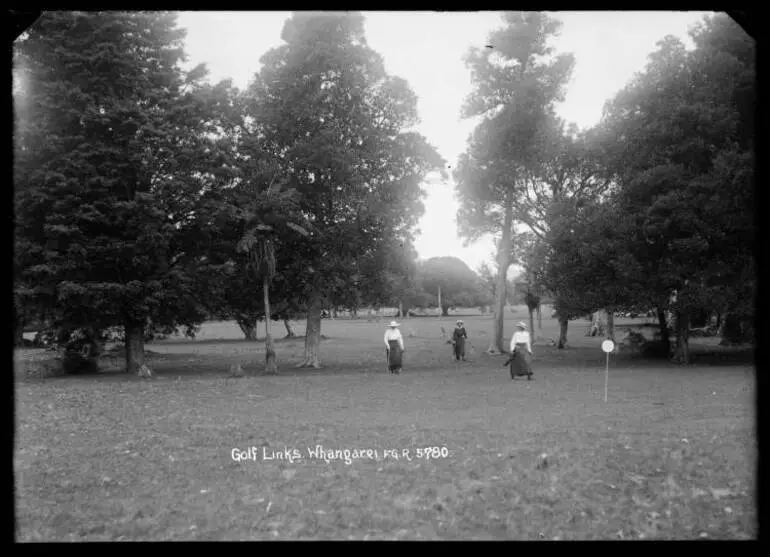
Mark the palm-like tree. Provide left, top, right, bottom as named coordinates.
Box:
left=237, top=186, right=309, bottom=374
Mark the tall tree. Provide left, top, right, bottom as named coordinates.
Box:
left=244, top=12, right=444, bottom=367
left=236, top=187, right=311, bottom=374
left=14, top=11, right=237, bottom=374
left=454, top=12, right=575, bottom=353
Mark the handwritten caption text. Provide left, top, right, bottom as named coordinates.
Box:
left=231, top=445, right=449, bottom=465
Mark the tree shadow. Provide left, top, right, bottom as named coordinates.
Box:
left=150, top=336, right=307, bottom=347
left=687, top=347, right=755, bottom=366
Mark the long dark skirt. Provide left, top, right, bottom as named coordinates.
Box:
left=453, top=336, right=466, bottom=360
left=387, top=340, right=403, bottom=373
left=510, top=343, right=533, bottom=379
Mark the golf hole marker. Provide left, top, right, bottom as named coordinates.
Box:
left=602, top=339, right=615, bottom=402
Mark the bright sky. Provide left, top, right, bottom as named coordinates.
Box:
left=177, top=10, right=713, bottom=276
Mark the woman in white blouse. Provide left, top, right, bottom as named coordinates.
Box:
left=384, top=321, right=405, bottom=374
left=508, top=321, right=533, bottom=380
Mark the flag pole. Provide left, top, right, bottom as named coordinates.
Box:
left=601, top=339, right=614, bottom=403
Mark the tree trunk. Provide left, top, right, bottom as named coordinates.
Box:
left=124, top=321, right=145, bottom=374
left=441, top=304, right=450, bottom=317
left=672, top=311, right=691, bottom=364
left=690, top=308, right=710, bottom=328
left=87, top=332, right=103, bottom=359
left=14, top=300, right=27, bottom=346
left=399, top=300, right=404, bottom=319
left=656, top=306, right=671, bottom=355
left=297, top=297, right=322, bottom=368
left=528, top=307, right=536, bottom=343
left=237, top=317, right=257, bottom=341
left=437, top=285, right=442, bottom=317
left=283, top=319, right=296, bottom=338
left=86, top=336, right=102, bottom=373
left=400, top=301, right=411, bottom=318
left=719, top=312, right=743, bottom=345
left=537, top=305, right=542, bottom=331
left=682, top=335, right=690, bottom=364
left=557, top=315, right=569, bottom=349
left=606, top=309, right=615, bottom=341
left=263, top=277, right=277, bottom=375
left=351, top=308, right=358, bottom=319
left=332, top=307, right=338, bottom=319
left=585, top=310, right=607, bottom=337
left=491, top=190, right=514, bottom=354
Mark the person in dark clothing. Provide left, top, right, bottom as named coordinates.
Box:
left=452, top=320, right=467, bottom=361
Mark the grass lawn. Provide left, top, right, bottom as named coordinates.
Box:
left=14, top=308, right=756, bottom=540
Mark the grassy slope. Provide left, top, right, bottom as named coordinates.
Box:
left=14, top=309, right=756, bottom=540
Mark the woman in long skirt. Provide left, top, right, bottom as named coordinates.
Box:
left=384, top=320, right=404, bottom=374
left=508, top=321, right=533, bottom=380
left=452, top=320, right=467, bottom=361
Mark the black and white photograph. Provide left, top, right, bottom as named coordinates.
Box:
left=13, top=10, right=756, bottom=541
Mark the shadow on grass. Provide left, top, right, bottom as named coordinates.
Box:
left=612, top=345, right=754, bottom=368
left=26, top=340, right=754, bottom=386
left=688, top=347, right=754, bottom=366
left=86, top=352, right=383, bottom=381
left=150, top=336, right=308, bottom=347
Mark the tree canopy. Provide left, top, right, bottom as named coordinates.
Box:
left=542, top=13, right=755, bottom=359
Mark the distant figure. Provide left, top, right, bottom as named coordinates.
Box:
left=452, top=320, right=467, bottom=361
left=506, top=321, right=533, bottom=380
left=384, top=320, right=405, bottom=374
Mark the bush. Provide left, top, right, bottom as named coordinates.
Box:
left=623, top=331, right=647, bottom=349
left=641, top=340, right=672, bottom=359
left=619, top=329, right=671, bottom=359
left=61, top=351, right=100, bottom=375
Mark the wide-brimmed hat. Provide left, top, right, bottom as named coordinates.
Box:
left=388, top=321, right=400, bottom=328
left=516, top=321, right=527, bottom=329
left=456, top=320, right=464, bottom=324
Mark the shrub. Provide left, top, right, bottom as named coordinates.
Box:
left=623, top=331, right=647, bottom=349
left=61, top=351, right=100, bottom=375
left=641, top=340, right=672, bottom=359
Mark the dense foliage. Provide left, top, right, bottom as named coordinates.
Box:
left=14, top=11, right=445, bottom=373
left=14, top=11, right=239, bottom=372
left=543, top=14, right=755, bottom=361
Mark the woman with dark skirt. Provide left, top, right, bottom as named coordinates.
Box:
left=384, top=320, right=405, bottom=374
left=452, top=320, right=467, bottom=361
left=506, top=321, right=533, bottom=380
